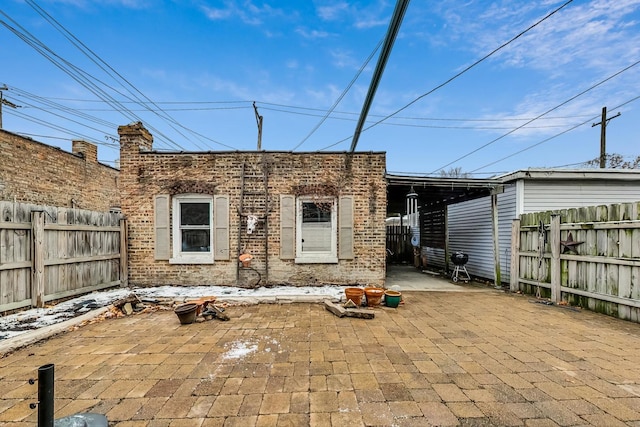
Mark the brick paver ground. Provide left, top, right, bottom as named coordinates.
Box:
left=2, top=290, right=640, bottom=426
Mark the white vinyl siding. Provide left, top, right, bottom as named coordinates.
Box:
left=448, top=184, right=516, bottom=283
left=446, top=177, right=640, bottom=284
left=522, top=180, right=640, bottom=213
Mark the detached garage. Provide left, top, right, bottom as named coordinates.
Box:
left=447, top=169, right=640, bottom=285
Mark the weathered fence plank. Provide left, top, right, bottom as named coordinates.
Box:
left=31, top=211, right=45, bottom=308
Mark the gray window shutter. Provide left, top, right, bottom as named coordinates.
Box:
left=214, top=195, right=230, bottom=260
left=154, top=194, right=170, bottom=260
left=339, top=196, right=354, bottom=259
left=280, top=195, right=295, bottom=259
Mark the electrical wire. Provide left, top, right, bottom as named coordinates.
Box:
left=6, top=109, right=118, bottom=148
left=24, top=0, right=234, bottom=151
left=317, top=0, right=574, bottom=151
left=469, top=93, right=640, bottom=172
left=291, top=36, right=384, bottom=151
left=0, top=12, right=182, bottom=151
left=13, top=93, right=593, bottom=123
left=2, top=5, right=238, bottom=151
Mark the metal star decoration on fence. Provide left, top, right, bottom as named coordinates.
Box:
left=560, top=232, right=584, bottom=254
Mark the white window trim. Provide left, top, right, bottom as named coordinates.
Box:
left=170, top=194, right=214, bottom=264
left=295, top=196, right=338, bottom=264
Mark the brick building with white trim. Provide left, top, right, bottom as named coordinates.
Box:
left=118, top=122, right=386, bottom=287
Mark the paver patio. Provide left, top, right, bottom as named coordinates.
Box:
left=2, top=290, right=640, bottom=426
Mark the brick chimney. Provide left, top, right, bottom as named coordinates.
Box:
left=118, top=121, right=153, bottom=152
left=72, top=140, right=98, bottom=163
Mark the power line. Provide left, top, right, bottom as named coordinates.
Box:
left=24, top=0, right=221, bottom=151
left=439, top=60, right=640, bottom=173
left=13, top=94, right=595, bottom=122
left=291, top=36, right=384, bottom=151
left=468, top=92, right=640, bottom=173
left=350, top=0, right=410, bottom=152
left=7, top=109, right=119, bottom=148
left=0, top=12, right=180, bottom=151
left=318, top=0, right=574, bottom=152
left=2, top=5, right=238, bottom=151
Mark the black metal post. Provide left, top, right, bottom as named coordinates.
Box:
left=38, top=363, right=55, bottom=427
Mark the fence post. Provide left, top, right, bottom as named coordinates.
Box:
left=31, top=210, right=45, bottom=308
left=119, top=218, right=128, bottom=288
left=491, top=192, right=502, bottom=287
left=550, top=214, right=561, bottom=303
left=510, top=219, right=520, bottom=292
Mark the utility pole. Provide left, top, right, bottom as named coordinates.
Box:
left=0, top=85, right=20, bottom=129
left=253, top=101, right=263, bottom=150
left=591, top=106, right=621, bottom=168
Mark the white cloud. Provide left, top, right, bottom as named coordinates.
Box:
left=201, top=1, right=290, bottom=26
left=328, top=48, right=361, bottom=69
left=49, top=0, right=151, bottom=8
left=316, top=1, right=350, bottom=21
left=295, top=27, right=330, bottom=39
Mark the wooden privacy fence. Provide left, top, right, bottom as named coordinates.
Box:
left=0, top=201, right=126, bottom=312
left=510, top=201, right=640, bottom=322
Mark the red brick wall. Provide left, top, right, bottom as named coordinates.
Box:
left=119, top=122, right=387, bottom=287
left=0, top=130, right=119, bottom=211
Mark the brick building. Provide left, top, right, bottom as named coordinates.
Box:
left=0, top=129, right=119, bottom=211
left=118, top=122, right=387, bottom=287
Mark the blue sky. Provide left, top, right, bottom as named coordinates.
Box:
left=2, top=0, right=639, bottom=176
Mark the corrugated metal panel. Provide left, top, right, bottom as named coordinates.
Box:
left=423, top=247, right=446, bottom=268
left=523, top=180, right=640, bottom=213
left=448, top=184, right=517, bottom=283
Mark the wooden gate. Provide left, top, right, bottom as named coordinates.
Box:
left=386, top=224, right=412, bottom=264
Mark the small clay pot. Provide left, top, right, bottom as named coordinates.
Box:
left=174, top=303, right=198, bottom=325
left=344, top=287, right=364, bottom=306
left=364, top=287, right=384, bottom=307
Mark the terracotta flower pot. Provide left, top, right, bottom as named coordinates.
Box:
left=239, top=253, right=253, bottom=268
left=174, top=303, right=198, bottom=325
left=364, top=287, right=384, bottom=307
left=344, top=287, right=364, bottom=306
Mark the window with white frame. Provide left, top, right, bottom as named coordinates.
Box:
left=170, top=194, right=214, bottom=264
left=295, top=197, right=337, bottom=263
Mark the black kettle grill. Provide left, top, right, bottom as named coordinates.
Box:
left=450, top=251, right=470, bottom=283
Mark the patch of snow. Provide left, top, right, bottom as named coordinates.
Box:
left=222, top=340, right=258, bottom=360
left=0, top=285, right=347, bottom=341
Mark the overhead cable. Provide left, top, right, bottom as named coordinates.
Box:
left=291, top=36, right=384, bottom=151
left=318, top=0, right=574, bottom=151
left=468, top=91, right=640, bottom=173
left=438, top=59, right=640, bottom=173
left=25, top=0, right=234, bottom=151
left=350, top=0, right=410, bottom=152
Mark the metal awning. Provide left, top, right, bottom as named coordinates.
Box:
left=386, top=173, right=500, bottom=214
